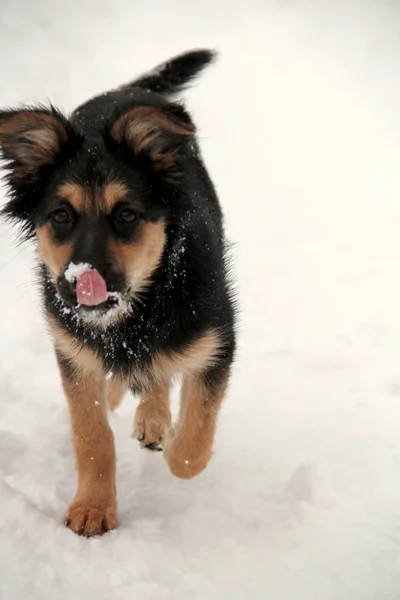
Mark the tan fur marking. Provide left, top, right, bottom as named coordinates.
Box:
left=157, top=329, right=222, bottom=375
left=111, top=220, right=166, bottom=295
left=164, top=371, right=229, bottom=479
left=103, top=182, right=129, bottom=212
left=57, top=182, right=135, bottom=216
left=21, top=128, right=60, bottom=159
left=37, top=224, right=73, bottom=278
left=0, top=112, right=66, bottom=168
left=133, top=380, right=171, bottom=448
left=50, top=316, right=117, bottom=536
left=135, top=329, right=223, bottom=390
left=49, top=316, right=101, bottom=374
left=0, top=112, right=67, bottom=140
left=57, top=181, right=85, bottom=213
left=111, top=106, right=195, bottom=152
left=61, top=367, right=117, bottom=536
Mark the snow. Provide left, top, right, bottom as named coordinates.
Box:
left=1, top=0, right=400, bottom=598
left=64, top=262, right=91, bottom=283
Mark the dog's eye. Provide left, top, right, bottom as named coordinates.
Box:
left=49, top=207, right=75, bottom=238
left=117, top=209, right=136, bottom=224
left=51, top=209, right=71, bottom=224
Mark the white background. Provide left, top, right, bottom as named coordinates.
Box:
left=1, top=1, right=400, bottom=598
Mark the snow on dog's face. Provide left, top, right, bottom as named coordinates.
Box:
left=0, top=101, right=195, bottom=325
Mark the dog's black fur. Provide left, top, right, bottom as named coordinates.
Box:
left=0, top=50, right=236, bottom=394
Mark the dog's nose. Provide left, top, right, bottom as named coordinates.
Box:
left=56, top=276, right=77, bottom=305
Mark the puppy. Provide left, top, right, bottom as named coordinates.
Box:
left=0, top=49, right=236, bottom=536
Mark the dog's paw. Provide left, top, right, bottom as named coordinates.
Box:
left=133, top=402, right=172, bottom=451
left=65, top=498, right=117, bottom=537
left=163, top=431, right=212, bottom=479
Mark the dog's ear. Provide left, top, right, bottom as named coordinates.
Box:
left=109, top=105, right=195, bottom=177
left=0, top=108, right=70, bottom=185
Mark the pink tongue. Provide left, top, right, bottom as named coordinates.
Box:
left=76, top=269, right=108, bottom=306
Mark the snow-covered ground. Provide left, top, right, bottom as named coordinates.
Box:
left=1, top=0, right=400, bottom=598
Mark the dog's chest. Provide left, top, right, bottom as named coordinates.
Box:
left=85, top=318, right=156, bottom=371
left=86, top=323, right=174, bottom=392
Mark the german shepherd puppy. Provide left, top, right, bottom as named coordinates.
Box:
left=0, top=50, right=236, bottom=536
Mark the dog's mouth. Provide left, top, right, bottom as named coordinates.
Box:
left=78, top=291, right=131, bottom=325
left=55, top=263, right=131, bottom=324
left=77, top=291, right=121, bottom=313
left=57, top=290, right=132, bottom=327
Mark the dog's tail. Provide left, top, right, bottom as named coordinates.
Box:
left=120, top=49, right=216, bottom=97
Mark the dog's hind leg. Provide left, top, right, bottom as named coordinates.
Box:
left=133, top=379, right=172, bottom=451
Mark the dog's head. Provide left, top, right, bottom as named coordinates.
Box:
left=0, top=100, right=196, bottom=325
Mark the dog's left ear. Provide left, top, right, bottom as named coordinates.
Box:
left=0, top=108, right=69, bottom=185
left=109, top=105, right=195, bottom=175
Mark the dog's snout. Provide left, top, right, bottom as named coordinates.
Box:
left=56, top=276, right=77, bottom=306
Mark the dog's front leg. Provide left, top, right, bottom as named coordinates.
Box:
left=56, top=349, right=117, bottom=536
left=163, top=366, right=231, bottom=479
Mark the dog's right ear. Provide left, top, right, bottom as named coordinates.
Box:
left=0, top=108, right=72, bottom=186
